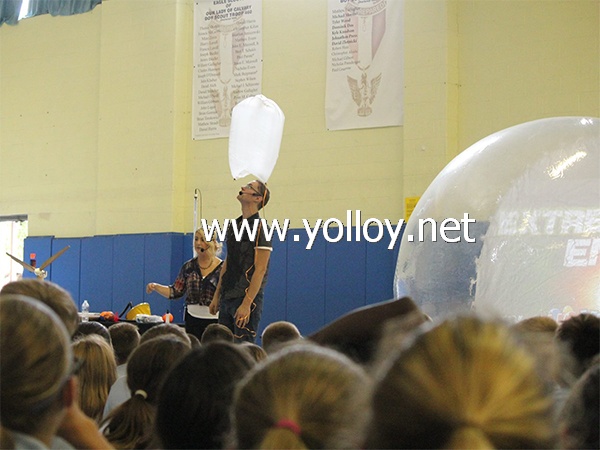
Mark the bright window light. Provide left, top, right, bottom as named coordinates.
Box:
left=18, top=0, right=31, bottom=21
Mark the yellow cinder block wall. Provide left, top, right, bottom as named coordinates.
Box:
left=457, top=0, right=600, bottom=150
left=0, top=0, right=598, bottom=237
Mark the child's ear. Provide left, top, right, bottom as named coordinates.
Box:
left=61, top=376, right=77, bottom=408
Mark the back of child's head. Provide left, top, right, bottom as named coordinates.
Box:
left=261, top=321, right=302, bottom=354
left=156, top=342, right=254, bottom=449
left=139, top=322, right=191, bottom=346
left=241, top=342, right=268, bottom=363
left=556, top=313, right=600, bottom=380
left=558, top=362, right=599, bottom=449
left=72, top=334, right=117, bottom=423
left=1, top=279, right=79, bottom=337
left=126, top=336, right=191, bottom=404
left=512, top=315, right=558, bottom=333
left=108, top=322, right=140, bottom=364
left=73, top=321, right=112, bottom=345
left=0, top=294, right=72, bottom=435
left=201, top=323, right=234, bottom=344
left=103, top=335, right=192, bottom=448
left=365, top=315, right=555, bottom=449
left=232, top=344, right=370, bottom=449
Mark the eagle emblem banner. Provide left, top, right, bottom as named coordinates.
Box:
left=326, top=0, right=403, bottom=131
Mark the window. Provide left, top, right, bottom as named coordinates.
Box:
left=0, top=0, right=102, bottom=27
left=0, top=215, right=28, bottom=290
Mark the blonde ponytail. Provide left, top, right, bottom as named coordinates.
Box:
left=258, top=427, right=307, bottom=450
left=444, top=425, right=494, bottom=449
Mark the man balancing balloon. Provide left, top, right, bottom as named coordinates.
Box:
left=209, top=95, right=284, bottom=343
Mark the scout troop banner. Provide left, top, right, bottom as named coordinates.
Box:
left=193, top=0, right=263, bottom=140
left=326, top=0, right=403, bottom=131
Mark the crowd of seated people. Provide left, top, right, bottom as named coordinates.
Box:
left=0, top=278, right=598, bottom=449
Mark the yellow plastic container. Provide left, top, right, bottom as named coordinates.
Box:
left=126, top=302, right=151, bottom=320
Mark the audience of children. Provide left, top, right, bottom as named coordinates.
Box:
left=1, top=278, right=598, bottom=450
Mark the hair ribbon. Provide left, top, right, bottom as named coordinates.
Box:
left=275, top=419, right=301, bottom=436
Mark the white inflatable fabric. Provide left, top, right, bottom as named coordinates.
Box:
left=229, top=95, right=285, bottom=183
left=394, top=117, right=599, bottom=322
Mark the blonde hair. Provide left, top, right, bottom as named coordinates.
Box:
left=366, top=315, right=555, bottom=449
left=72, top=334, right=117, bottom=423
left=0, top=294, right=72, bottom=435
left=1, top=279, right=79, bottom=337
left=195, top=227, right=222, bottom=259
left=232, top=344, right=371, bottom=449
left=512, top=316, right=558, bottom=334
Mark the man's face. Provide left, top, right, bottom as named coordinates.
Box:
left=237, top=181, right=262, bottom=203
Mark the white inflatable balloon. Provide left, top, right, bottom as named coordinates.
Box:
left=394, top=117, right=599, bottom=322
left=229, top=94, right=285, bottom=183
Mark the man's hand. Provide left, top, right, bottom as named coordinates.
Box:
left=235, top=301, right=252, bottom=328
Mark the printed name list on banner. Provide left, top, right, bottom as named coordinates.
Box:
left=326, top=0, right=403, bottom=131
left=193, top=0, right=263, bottom=140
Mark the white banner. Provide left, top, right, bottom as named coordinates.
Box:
left=326, top=0, right=403, bottom=131
left=193, top=0, right=263, bottom=140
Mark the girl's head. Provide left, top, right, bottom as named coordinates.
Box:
left=156, top=342, right=254, bottom=449
left=72, top=334, right=117, bottom=423
left=366, top=315, right=555, bottom=449
left=102, top=336, right=191, bottom=449
left=232, top=344, right=371, bottom=449
left=126, top=335, right=191, bottom=404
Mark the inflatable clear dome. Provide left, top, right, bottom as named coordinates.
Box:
left=394, top=117, right=599, bottom=322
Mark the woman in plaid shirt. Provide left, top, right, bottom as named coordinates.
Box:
left=146, top=228, right=223, bottom=340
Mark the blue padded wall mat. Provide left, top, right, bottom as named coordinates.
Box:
left=286, top=232, right=327, bottom=336
left=50, top=238, right=81, bottom=303
left=113, top=234, right=145, bottom=316
left=260, top=238, right=287, bottom=339
left=143, top=233, right=185, bottom=321
left=366, top=227, right=402, bottom=303
left=80, top=236, right=114, bottom=313
left=325, top=238, right=368, bottom=324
